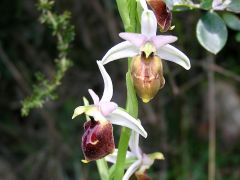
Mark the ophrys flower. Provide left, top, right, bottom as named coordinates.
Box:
left=100, top=1, right=190, bottom=102
left=72, top=61, right=147, bottom=162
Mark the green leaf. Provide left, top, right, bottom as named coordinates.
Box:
left=223, top=13, right=240, bottom=31
left=116, top=0, right=131, bottom=31
left=196, top=12, right=228, bottom=54
left=227, top=0, right=240, bottom=13
left=200, top=0, right=213, bottom=10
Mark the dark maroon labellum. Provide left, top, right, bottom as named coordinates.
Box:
left=82, top=118, right=115, bottom=161
left=147, top=0, right=172, bottom=32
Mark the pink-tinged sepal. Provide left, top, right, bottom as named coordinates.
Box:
left=99, top=102, right=118, bottom=116
left=151, top=35, right=177, bottom=49
left=82, top=118, right=115, bottom=161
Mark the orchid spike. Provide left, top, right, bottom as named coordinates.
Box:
left=100, top=9, right=190, bottom=102
left=105, top=126, right=164, bottom=179
left=72, top=61, right=147, bottom=162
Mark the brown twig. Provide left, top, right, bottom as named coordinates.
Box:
left=0, top=42, right=30, bottom=94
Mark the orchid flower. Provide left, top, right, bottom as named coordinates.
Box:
left=212, top=0, right=231, bottom=10
left=105, top=127, right=164, bottom=180
left=100, top=0, right=190, bottom=103
left=72, top=61, right=147, bottom=162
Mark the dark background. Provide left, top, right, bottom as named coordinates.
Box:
left=1, top=0, right=240, bottom=179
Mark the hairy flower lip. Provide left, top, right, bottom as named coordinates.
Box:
left=82, top=119, right=115, bottom=162
left=131, top=54, right=165, bottom=103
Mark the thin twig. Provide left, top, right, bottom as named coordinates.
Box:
left=0, top=42, right=30, bottom=94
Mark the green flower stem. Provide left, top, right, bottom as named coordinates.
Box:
left=113, top=1, right=140, bottom=179
left=113, top=72, right=138, bottom=180
left=96, top=159, right=109, bottom=180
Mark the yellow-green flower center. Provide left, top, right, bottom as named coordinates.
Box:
left=140, top=42, right=156, bottom=58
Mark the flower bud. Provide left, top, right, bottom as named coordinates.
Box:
left=131, top=53, right=165, bottom=103
left=82, top=118, right=115, bottom=162
left=147, top=0, right=172, bottom=32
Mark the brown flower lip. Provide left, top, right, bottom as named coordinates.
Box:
left=131, top=52, right=165, bottom=103
left=147, top=0, right=172, bottom=32
left=81, top=117, right=115, bottom=162
left=135, top=171, right=151, bottom=180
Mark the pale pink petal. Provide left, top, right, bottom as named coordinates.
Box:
left=151, top=35, right=178, bottom=49
left=99, top=102, right=118, bottom=116
left=88, top=89, right=100, bottom=105
left=119, top=33, right=147, bottom=48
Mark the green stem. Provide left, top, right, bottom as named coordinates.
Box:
left=113, top=0, right=140, bottom=179
left=113, top=72, right=138, bottom=180
left=96, top=159, right=109, bottom=180
left=113, top=127, right=131, bottom=180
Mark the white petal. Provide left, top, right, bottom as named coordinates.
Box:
left=105, top=149, right=135, bottom=164
left=101, top=41, right=138, bottom=65
left=123, top=160, right=141, bottom=180
left=106, top=109, right=148, bottom=138
left=97, top=61, right=113, bottom=103
left=119, top=33, right=147, bottom=48
left=157, top=44, right=191, bottom=70
left=139, top=0, right=148, bottom=10
left=141, top=10, right=157, bottom=38
left=129, top=131, right=142, bottom=159
left=88, top=89, right=100, bottom=105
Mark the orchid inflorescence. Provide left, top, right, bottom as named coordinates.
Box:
left=72, top=0, right=190, bottom=179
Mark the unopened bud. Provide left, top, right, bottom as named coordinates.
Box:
left=82, top=118, right=115, bottom=161
left=131, top=53, right=165, bottom=103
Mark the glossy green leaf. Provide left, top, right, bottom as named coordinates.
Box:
left=196, top=12, right=228, bottom=54
left=227, top=0, right=240, bottom=13
left=223, top=13, right=240, bottom=31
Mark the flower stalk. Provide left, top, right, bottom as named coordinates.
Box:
left=113, top=0, right=141, bottom=179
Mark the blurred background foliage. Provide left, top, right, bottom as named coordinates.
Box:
left=0, top=0, right=240, bottom=179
